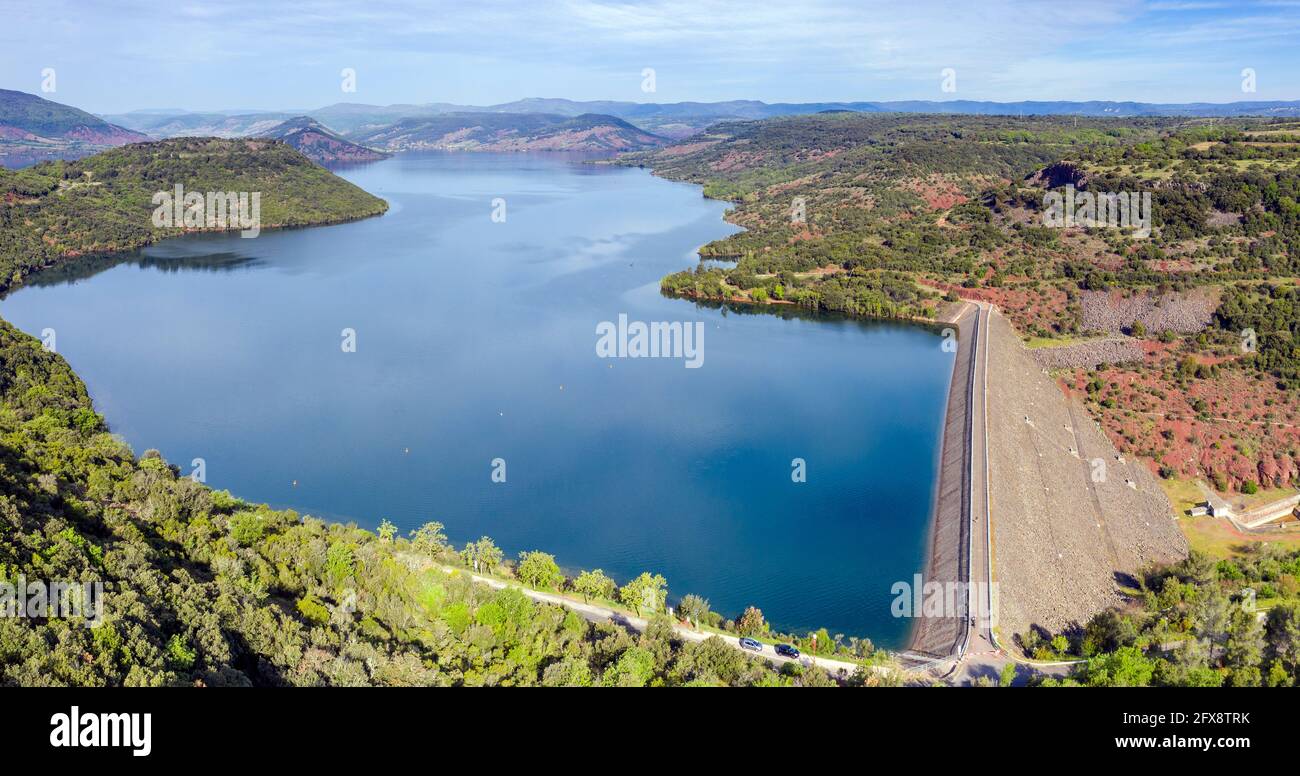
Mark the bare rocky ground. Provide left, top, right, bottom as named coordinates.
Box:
left=986, top=310, right=1188, bottom=645
left=1079, top=288, right=1218, bottom=334
left=1029, top=338, right=1145, bottom=370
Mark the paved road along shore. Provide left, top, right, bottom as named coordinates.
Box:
left=442, top=566, right=869, bottom=678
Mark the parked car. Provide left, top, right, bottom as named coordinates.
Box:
left=738, top=637, right=763, bottom=652
left=774, top=644, right=800, bottom=658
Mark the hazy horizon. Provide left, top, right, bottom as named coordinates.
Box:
left=89, top=94, right=1300, bottom=119
left=3, top=0, right=1298, bottom=114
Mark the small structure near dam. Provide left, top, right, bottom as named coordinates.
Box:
left=1194, top=484, right=1300, bottom=530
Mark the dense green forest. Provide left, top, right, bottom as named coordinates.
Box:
left=1213, top=283, right=1300, bottom=390
left=0, top=137, right=388, bottom=293
left=0, top=318, right=856, bottom=686
left=1030, top=546, right=1300, bottom=687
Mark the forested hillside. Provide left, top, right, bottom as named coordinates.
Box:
left=0, top=138, right=388, bottom=292
left=1031, top=547, right=1300, bottom=687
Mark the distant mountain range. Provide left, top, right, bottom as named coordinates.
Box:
left=0, top=88, right=146, bottom=165
left=106, top=111, right=293, bottom=139
left=302, top=97, right=1300, bottom=136
left=348, top=112, right=666, bottom=152
left=868, top=99, right=1300, bottom=118
left=103, top=103, right=671, bottom=153
left=257, top=116, right=389, bottom=163
left=105, top=97, right=1300, bottom=142
left=8, top=88, right=1300, bottom=169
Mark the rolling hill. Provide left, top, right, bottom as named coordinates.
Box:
left=0, top=89, right=147, bottom=166
left=348, top=112, right=668, bottom=152
left=309, top=97, right=1300, bottom=136
left=0, top=137, right=388, bottom=290
left=0, top=88, right=146, bottom=145
left=85, top=99, right=1300, bottom=153
left=99, top=110, right=293, bottom=139
left=257, top=116, right=389, bottom=163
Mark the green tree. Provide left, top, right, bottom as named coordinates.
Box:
left=1265, top=602, right=1300, bottom=673
left=573, top=569, right=615, bottom=603
left=735, top=606, right=767, bottom=637
left=619, top=572, right=667, bottom=617
left=805, top=627, right=833, bottom=655
left=165, top=634, right=197, bottom=671
left=408, top=521, right=448, bottom=556
left=228, top=510, right=266, bottom=547
left=998, top=662, right=1017, bottom=687
left=1224, top=605, right=1266, bottom=680
left=461, top=536, right=503, bottom=574
left=603, top=646, right=656, bottom=687
left=325, top=542, right=356, bottom=587
left=1078, top=646, right=1155, bottom=687
left=678, top=594, right=711, bottom=626
left=542, top=656, right=593, bottom=687
left=516, top=550, right=563, bottom=590
left=377, top=519, right=397, bottom=542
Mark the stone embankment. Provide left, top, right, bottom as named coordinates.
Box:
left=1030, top=338, right=1145, bottom=370
left=986, top=310, right=1188, bottom=643
left=1079, top=288, right=1218, bottom=335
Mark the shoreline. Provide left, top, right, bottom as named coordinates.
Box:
left=12, top=152, right=947, bottom=657
left=650, top=166, right=970, bottom=654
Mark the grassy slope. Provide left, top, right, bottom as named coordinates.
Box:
left=0, top=137, right=389, bottom=292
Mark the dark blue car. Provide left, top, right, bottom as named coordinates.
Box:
left=774, top=644, right=800, bottom=658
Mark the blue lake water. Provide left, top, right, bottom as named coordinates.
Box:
left=0, top=152, right=953, bottom=646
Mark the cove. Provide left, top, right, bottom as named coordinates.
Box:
left=0, top=152, right=954, bottom=647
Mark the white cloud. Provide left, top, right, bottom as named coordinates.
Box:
left=1, top=0, right=1296, bottom=110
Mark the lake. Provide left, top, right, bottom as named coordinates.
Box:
left=0, top=152, right=954, bottom=646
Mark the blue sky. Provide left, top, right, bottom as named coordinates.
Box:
left=2, top=0, right=1298, bottom=113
